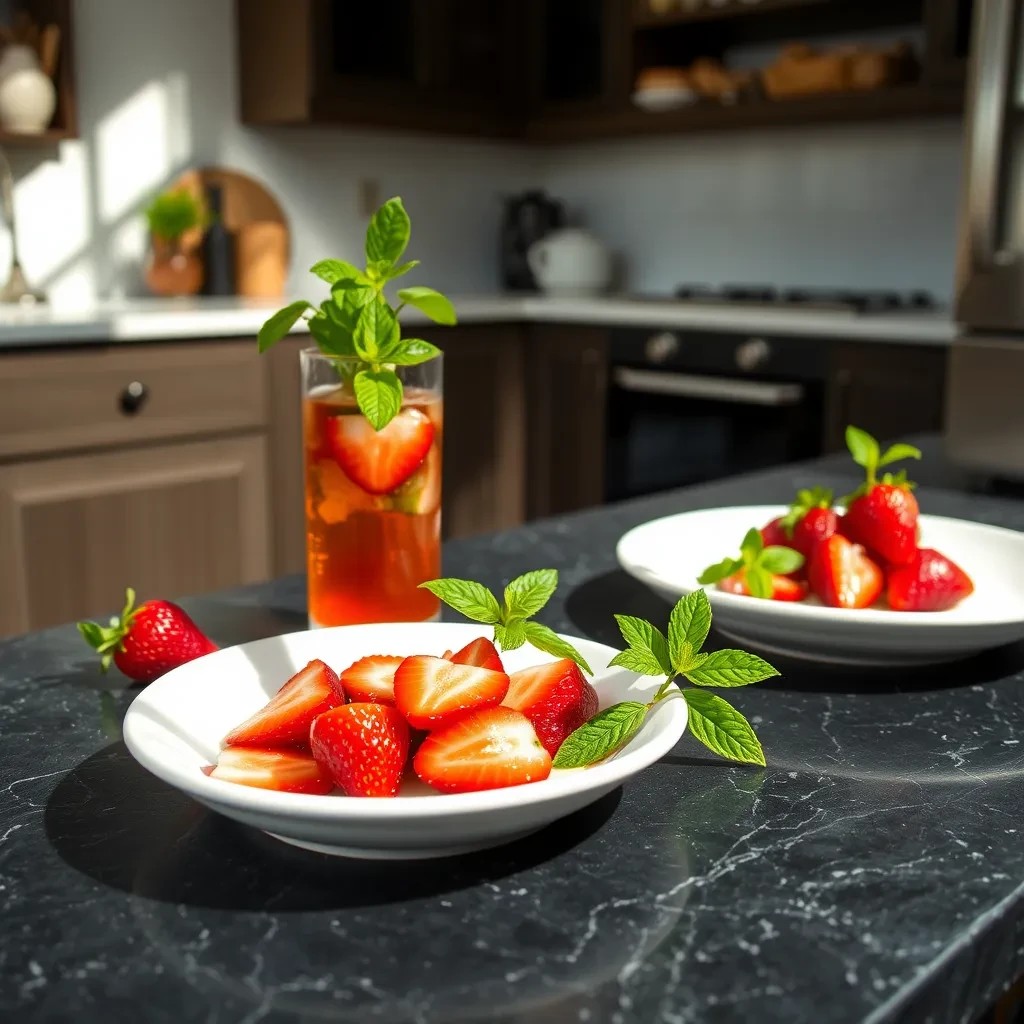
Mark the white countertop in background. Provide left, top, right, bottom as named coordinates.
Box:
left=0, top=294, right=958, bottom=348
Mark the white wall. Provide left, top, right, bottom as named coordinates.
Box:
left=2, top=0, right=963, bottom=306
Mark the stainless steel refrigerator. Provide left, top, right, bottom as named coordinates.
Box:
left=946, top=0, right=1024, bottom=479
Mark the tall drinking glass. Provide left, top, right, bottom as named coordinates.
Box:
left=301, top=350, right=442, bottom=627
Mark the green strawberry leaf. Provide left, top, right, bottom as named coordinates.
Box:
left=878, top=442, right=922, bottom=468
left=667, top=590, right=712, bottom=671
left=683, top=689, right=765, bottom=765
left=552, top=701, right=649, bottom=768
left=365, top=196, right=410, bottom=266
left=353, top=369, right=402, bottom=431
left=684, top=649, right=779, bottom=688
left=398, top=286, right=457, bottom=325
left=503, top=569, right=558, bottom=620
left=522, top=621, right=592, bottom=675
left=846, top=425, right=879, bottom=472
left=419, top=578, right=501, bottom=624
left=258, top=300, right=312, bottom=353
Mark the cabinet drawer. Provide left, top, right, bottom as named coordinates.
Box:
left=0, top=341, right=267, bottom=459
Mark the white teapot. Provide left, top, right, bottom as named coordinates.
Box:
left=527, top=227, right=613, bottom=296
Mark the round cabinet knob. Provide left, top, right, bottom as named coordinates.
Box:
left=119, top=380, right=149, bottom=415
left=735, top=338, right=771, bottom=372
left=645, top=331, right=679, bottom=364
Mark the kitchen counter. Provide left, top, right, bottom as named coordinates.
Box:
left=2, top=448, right=1021, bottom=1024
left=0, top=294, right=957, bottom=347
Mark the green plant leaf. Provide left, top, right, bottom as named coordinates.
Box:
left=879, top=442, right=922, bottom=467
left=746, top=566, right=773, bottom=600
left=503, top=569, right=558, bottom=620
left=494, top=620, right=527, bottom=651
left=387, top=339, right=442, bottom=366
left=354, top=300, right=399, bottom=361
left=740, top=527, right=763, bottom=559
left=365, top=196, right=410, bottom=266
left=698, top=557, right=742, bottom=585
left=613, top=614, right=671, bottom=676
left=308, top=309, right=357, bottom=356
left=310, top=259, right=366, bottom=286
left=684, top=649, right=779, bottom=688
left=397, top=286, right=457, bottom=325
left=522, top=621, right=592, bottom=674
left=552, top=701, right=649, bottom=768
left=387, top=259, right=420, bottom=280
left=846, top=425, right=879, bottom=472
left=419, top=578, right=501, bottom=624
left=607, top=646, right=670, bottom=677
left=668, top=590, right=712, bottom=670
left=258, top=300, right=312, bottom=353
left=760, top=546, right=804, bottom=575
left=353, top=369, right=402, bottom=430
left=365, top=259, right=394, bottom=283
left=683, top=689, right=765, bottom=765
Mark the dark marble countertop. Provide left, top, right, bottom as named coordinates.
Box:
left=2, top=443, right=1023, bottom=1024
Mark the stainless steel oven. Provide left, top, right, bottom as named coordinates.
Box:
left=604, top=327, right=828, bottom=501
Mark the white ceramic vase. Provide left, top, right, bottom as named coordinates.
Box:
left=0, top=45, right=56, bottom=134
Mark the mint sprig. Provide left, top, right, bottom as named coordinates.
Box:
left=554, top=589, right=775, bottom=769
left=257, top=197, right=456, bottom=431
left=420, top=570, right=592, bottom=673
left=845, top=425, right=921, bottom=496
left=698, top=527, right=803, bottom=599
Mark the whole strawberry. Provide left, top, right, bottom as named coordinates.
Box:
left=78, top=587, right=217, bottom=684
left=840, top=427, right=922, bottom=566
left=774, top=487, right=838, bottom=563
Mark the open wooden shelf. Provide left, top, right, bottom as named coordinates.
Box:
left=633, top=0, right=830, bottom=29
left=0, top=127, right=73, bottom=146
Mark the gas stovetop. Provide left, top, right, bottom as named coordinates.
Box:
left=674, top=285, right=938, bottom=314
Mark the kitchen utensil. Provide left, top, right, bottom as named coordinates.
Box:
left=527, top=227, right=613, bottom=297
left=122, top=622, right=688, bottom=859
left=500, top=190, right=563, bottom=291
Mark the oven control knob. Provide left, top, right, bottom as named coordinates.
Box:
left=645, top=331, right=679, bottom=363
left=736, top=337, right=771, bottom=372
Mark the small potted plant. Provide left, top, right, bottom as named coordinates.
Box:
left=144, top=187, right=205, bottom=296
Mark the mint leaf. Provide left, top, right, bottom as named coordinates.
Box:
left=354, top=301, right=399, bottom=361
left=741, top=527, right=763, bottom=559
left=387, top=259, right=420, bottom=280
left=388, top=339, right=441, bottom=366
left=552, top=701, right=648, bottom=768
left=760, top=546, right=804, bottom=575
left=258, top=300, right=311, bottom=352
left=879, top=442, right=922, bottom=467
left=365, top=259, right=393, bottom=283
left=846, top=425, right=879, bottom=472
left=365, top=196, right=410, bottom=265
left=353, top=369, right=402, bottom=431
left=419, top=578, right=501, bottom=624
left=745, top=566, right=773, bottom=600
left=683, top=689, right=765, bottom=765
left=503, top=569, right=558, bottom=620
left=608, top=646, right=669, bottom=677
left=522, top=621, right=592, bottom=675
left=494, top=620, right=527, bottom=651
left=310, top=259, right=365, bottom=286
left=397, top=286, right=457, bottom=325
left=684, top=649, right=779, bottom=688
left=698, top=557, right=742, bottom=585
left=308, top=310, right=356, bottom=356
left=668, top=590, right=711, bottom=670
left=613, top=614, right=671, bottom=675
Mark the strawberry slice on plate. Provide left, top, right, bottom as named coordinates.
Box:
left=807, top=534, right=884, bottom=609
left=311, top=703, right=410, bottom=797
left=340, top=654, right=404, bottom=705
left=718, top=572, right=808, bottom=602
left=328, top=408, right=434, bottom=495
left=503, top=658, right=598, bottom=756
left=449, top=637, right=505, bottom=672
left=224, top=659, right=343, bottom=748
left=393, top=655, right=509, bottom=730
left=887, top=548, right=974, bottom=611
left=413, top=706, right=552, bottom=794
left=205, top=745, right=335, bottom=794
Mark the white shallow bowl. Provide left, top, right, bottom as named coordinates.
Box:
left=616, top=505, right=1024, bottom=666
left=123, top=622, right=687, bottom=859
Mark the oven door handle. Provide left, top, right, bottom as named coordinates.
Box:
left=613, top=367, right=804, bottom=407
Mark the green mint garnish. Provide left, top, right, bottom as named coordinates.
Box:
left=698, top=527, right=803, bottom=599
left=554, top=589, right=775, bottom=770
left=845, top=424, right=921, bottom=495
left=257, top=197, right=455, bottom=430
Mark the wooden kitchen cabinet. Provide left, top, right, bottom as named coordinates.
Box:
left=824, top=342, right=948, bottom=453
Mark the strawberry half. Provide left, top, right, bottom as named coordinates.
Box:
left=310, top=703, right=410, bottom=797
left=393, top=655, right=510, bottom=730
left=449, top=637, right=505, bottom=672
left=224, top=659, right=343, bottom=749
left=807, top=534, right=884, bottom=609
left=718, top=572, right=808, bottom=602
left=413, top=706, right=551, bottom=793
left=205, top=746, right=335, bottom=795
left=78, top=587, right=217, bottom=684
left=887, top=548, right=974, bottom=612
left=328, top=408, right=434, bottom=495
left=844, top=484, right=919, bottom=566
left=340, top=654, right=404, bottom=705
left=502, top=658, right=598, bottom=756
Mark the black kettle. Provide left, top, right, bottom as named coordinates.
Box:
left=500, top=190, right=564, bottom=291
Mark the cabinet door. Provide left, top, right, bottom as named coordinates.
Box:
left=825, top=343, right=948, bottom=452
left=0, top=436, right=271, bottom=637
left=527, top=325, right=609, bottom=518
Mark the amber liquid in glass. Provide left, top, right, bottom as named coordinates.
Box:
left=304, top=386, right=442, bottom=626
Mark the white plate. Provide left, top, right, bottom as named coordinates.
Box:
left=616, top=505, right=1024, bottom=666
left=123, top=622, right=687, bottom=859
left=632, top=87, right=697, bottom=112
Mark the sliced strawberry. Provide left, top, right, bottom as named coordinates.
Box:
left=807, top=534, right=884, bottom=609
left=887, top=548, right=974, bottom=611
left=393, top=655, right=509, bottom=730
left=502, top=658, right=598, bottom=756
left=206, top=745, right=334, bottom=794
left=328, top=409, right=434, bottom=495
left=844, top=483, right=919, bottom=566
left=760, top=516, right=790, bottom=548
left=310, top=703, right=410, bottom=797
left=223, top=659, right=343, bottom=749
left=449, top=637, right=505, bottom=672
left=340, top=654, right=403, bottom=705
left=413, top=706, right=551, bottom=793
left=718, top=572, right=808, bottom=602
